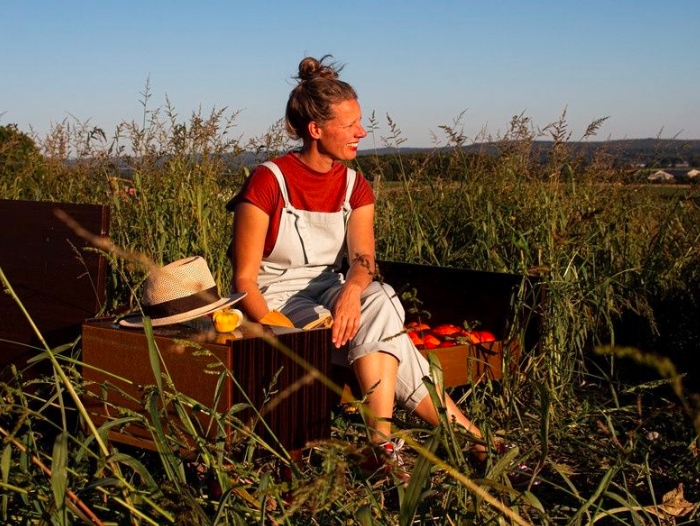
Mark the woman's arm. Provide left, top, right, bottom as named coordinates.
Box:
left=331, top=203, right=376, bottom=347
left=345, top=203, right=377, bottom=287
left=231, top=202, right=271, bottom=322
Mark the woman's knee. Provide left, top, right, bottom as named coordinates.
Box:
left=361, top=282, right=405, bottom=317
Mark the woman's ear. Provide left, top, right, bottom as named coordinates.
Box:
left=307, top=121, right=322, bottom=140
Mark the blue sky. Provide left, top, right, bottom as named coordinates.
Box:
left=2, top=1, right=699, bottom=148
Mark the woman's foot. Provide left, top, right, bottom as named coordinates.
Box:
left=358, top=439, right=411, bottom=485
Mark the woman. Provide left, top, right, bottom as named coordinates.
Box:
left=227, top=55, right=485, bottom=475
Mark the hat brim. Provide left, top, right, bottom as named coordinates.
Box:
left=118, top=292, right=246, bottom=328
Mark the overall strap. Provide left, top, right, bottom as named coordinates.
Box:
left=261, top=161, right=292, bottom=207
left=343, top=168, right=357, bottom=211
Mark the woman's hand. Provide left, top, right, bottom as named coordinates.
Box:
left=331, top=282, right=362, bottom=347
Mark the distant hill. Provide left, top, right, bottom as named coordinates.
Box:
left=358, top=139, right=700, bottom=168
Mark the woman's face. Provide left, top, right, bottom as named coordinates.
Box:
left=315, top=98, right=367, bottom=162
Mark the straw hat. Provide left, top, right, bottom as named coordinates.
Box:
left=119, top=256, right=246, bottom=328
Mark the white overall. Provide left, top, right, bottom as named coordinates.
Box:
left=258, top=161, right=431, bottom=410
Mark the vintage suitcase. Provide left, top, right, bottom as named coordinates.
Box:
left=81, top=318, right=334, bottom=452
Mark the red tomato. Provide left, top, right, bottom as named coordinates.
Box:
left=476, top=331, right=497, bottom=343
left=407, top=330, right=424, bottom=347
left=422, top=334, right=442, bottom=349
left=432, top=323, right=462, bottom=336
left=464, top=330, right=497, bottom=344
left=438, top=340, right=458, bottom=347
left=406, top=321, right=431, bottom=332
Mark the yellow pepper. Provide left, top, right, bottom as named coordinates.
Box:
left=212, top=308, right=242, bottom=333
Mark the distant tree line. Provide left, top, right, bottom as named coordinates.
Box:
left=2, top=123, right=698, bottom=185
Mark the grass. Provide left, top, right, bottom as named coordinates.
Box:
left=2, top=99, right=700, bottom=524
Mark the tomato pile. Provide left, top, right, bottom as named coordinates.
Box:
left=405, top=321, right=496, bottom=350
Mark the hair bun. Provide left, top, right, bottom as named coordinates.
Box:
left=297, top=55, right=341, bottom=82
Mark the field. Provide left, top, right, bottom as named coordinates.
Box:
left=1, top=105, right=700, bottom=524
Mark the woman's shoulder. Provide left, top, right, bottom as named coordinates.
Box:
left=225, top=161, right=282, bottom=212
left=350, top=169, right=374, bottom=207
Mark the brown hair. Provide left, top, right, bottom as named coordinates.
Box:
left=285, top=55, right=358, bottom=141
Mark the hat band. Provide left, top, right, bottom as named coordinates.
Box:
left=143, top=286, right=220, bottom=319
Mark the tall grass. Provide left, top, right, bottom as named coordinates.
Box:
left=2, top=98, right=700, bottom=524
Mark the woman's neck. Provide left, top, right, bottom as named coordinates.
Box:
left=294, top=147, right=334, bottom=173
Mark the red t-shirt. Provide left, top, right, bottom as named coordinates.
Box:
left=227, top=152, right=374, bottom=256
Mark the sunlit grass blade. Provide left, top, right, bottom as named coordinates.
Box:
left=399, top=434, right=439, bottom=526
